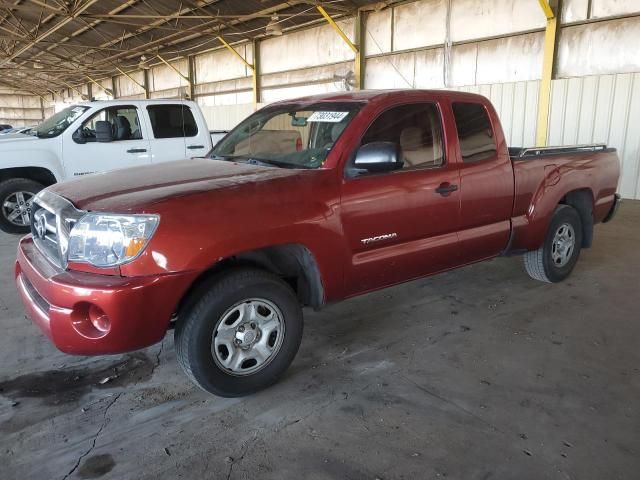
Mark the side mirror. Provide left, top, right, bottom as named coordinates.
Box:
left=72, top=128, right=86, bottom=144
left=349, top=141, right=403, bottom=176
left=95, top=121, right=113, bottom=143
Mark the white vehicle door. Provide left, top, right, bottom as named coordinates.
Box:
left=64, top=105, right=151, bottom=178
left=145, top=103, right=210, bottom=162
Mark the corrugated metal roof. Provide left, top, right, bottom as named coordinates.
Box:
left=0, top=0, right=382, bottom=96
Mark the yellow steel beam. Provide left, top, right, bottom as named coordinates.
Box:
left=252, top=39, right=260, bottom=109
left=85, top=75, right=113, bottom=96
left=538, top=0, right=555, bottom=19
left=115, top=66, right=146, bottom=91
left=156, top=54, right=190, bottom=84
left=317, top=5, right=358, bottom=54
left=217, top=36, right=254, bottom=70
left=536, top=1, right=557, bottom=146
left=217, top=35, right=259, bottom=108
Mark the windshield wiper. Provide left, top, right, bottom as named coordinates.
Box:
left=212, top=154, right=310, bottom=169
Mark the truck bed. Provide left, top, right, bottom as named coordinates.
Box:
left=508, top=144, right=620, bottom=252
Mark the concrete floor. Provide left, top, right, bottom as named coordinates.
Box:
left=1, top=202, right=639, bottom=480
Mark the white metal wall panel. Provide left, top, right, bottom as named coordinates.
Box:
left=115, top=71, right=145, bottom=98
left=261, top=62, right=353, bottom=89
left=475, top=33, right=544, bottom=84
left=197, top=90, right=253, bottom=107
left=260, top=19, right=355, bottom=74
left=365, top=9, right=392, bottom=54
left=196, top=77, right=252, bottom=97
left=261, top=82, right=344, bottom=104
left=392, top=0, right=447, bottom=51
left=414, top=49, right=446, bottom=88
left=450, top=0, right=545, bottom=42
left=591, top=0, right=640, bottom=18
left=562, top=0, right=589, bottom=22
left=199, top=103, right=258, bottom=130
left=150, top=59, right=189, bottom=92
left=365, top=51, right=419, bottom=89
left=557, top=18, right=640, bottom=78
left=195, top=45, right=251, bottom=84
left=548, top=73, right=640, bottom=199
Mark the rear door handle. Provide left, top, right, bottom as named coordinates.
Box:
left=187, top=145, right=205, bottom=150
left=435, top=183, right=458, bottom=196
left=127, top=148, right=147, bottom=153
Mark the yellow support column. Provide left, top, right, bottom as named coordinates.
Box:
left=317, top=5, right=361, bottom=89
left=217, top=36, right=258, bottom=109
left=536, top=0, right=558, bottom=146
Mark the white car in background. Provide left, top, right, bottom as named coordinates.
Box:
left=0, top=99, right=218, bottom=233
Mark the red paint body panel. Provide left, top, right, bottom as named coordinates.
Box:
left=15, top=89, right=621, bottom=355
left=15, top=237, right=198, bottom=355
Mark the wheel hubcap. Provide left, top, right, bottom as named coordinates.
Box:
left=212, top=298, right=285, bottom=376
left=551, top=222, right=575, bottom=267
left=2, top=191, right=34, bottom=227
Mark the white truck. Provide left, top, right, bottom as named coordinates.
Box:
left=0, top=99, right=216, bottom=233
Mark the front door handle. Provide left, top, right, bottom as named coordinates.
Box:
left=187, top=145, right=205, bottom=150
left=435, top=183, right=458, bottom=196
left=127, top=148, right=147, bottom=153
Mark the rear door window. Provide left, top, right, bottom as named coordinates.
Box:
left=452, top=102, right=497, bottom=163
left=147, top=105, right=198, bottom=139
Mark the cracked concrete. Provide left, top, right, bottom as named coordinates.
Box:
left=61, top=393, right=122, bottom=480
left=1, top=202, right=639, bottom=480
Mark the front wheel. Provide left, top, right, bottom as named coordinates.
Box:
left=0, top=178, right=44, bottom=234
left=524, top=204, right=583, bottom=283
left=175, top=268, right=303, bottom=397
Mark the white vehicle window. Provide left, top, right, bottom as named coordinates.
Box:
left=75, top=106, right=142, bottom=143
left=146, top=105, right=198, bottom=138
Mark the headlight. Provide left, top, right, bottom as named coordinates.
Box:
left=68, top=213, right=159, bottom=267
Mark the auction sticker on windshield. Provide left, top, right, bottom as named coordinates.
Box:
left=307, top=111, right=349, bottom=122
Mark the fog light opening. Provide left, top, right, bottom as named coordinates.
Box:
left=89, top=305, right=111, bottom=333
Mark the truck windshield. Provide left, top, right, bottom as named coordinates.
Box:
left=35, top=105, right=89, bottom=139
left=212, top=102, right=363, bottom=169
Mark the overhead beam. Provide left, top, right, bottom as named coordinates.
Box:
left=0, top=0, right=99, bottom=67
left=536, top=0, right=559, bottom=146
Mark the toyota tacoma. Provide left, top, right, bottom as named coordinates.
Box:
left=15, top=90, right=621, bottom=397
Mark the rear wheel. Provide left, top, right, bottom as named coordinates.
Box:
left=0, top=178, right=44, bottom=234
left=175, top=268, right=303, bottom=397
left=524, top=205, right=583, bottom=283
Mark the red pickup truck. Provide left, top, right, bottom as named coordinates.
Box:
left=15, top=90, right=620, bottom=397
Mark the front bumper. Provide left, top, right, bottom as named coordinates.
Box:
left=602, top=193, right=622, bottom=223
left=15, top=236, right=198, bottom=355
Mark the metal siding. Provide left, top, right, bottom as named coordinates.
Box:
left=548, top=74, right=640, bottom=199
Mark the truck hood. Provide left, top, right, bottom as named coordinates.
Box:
left=50, top=158, right=304, bottom=212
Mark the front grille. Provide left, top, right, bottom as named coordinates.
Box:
left=31, top=206, right=59, bottom=265
left=30, top=190, right=84, bottom=269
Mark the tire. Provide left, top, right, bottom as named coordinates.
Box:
left=175, top=268, right=303, bottom=397
left=0, top=178, right=44, bottom=234
left=524, top=205, right=583, bottom=283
